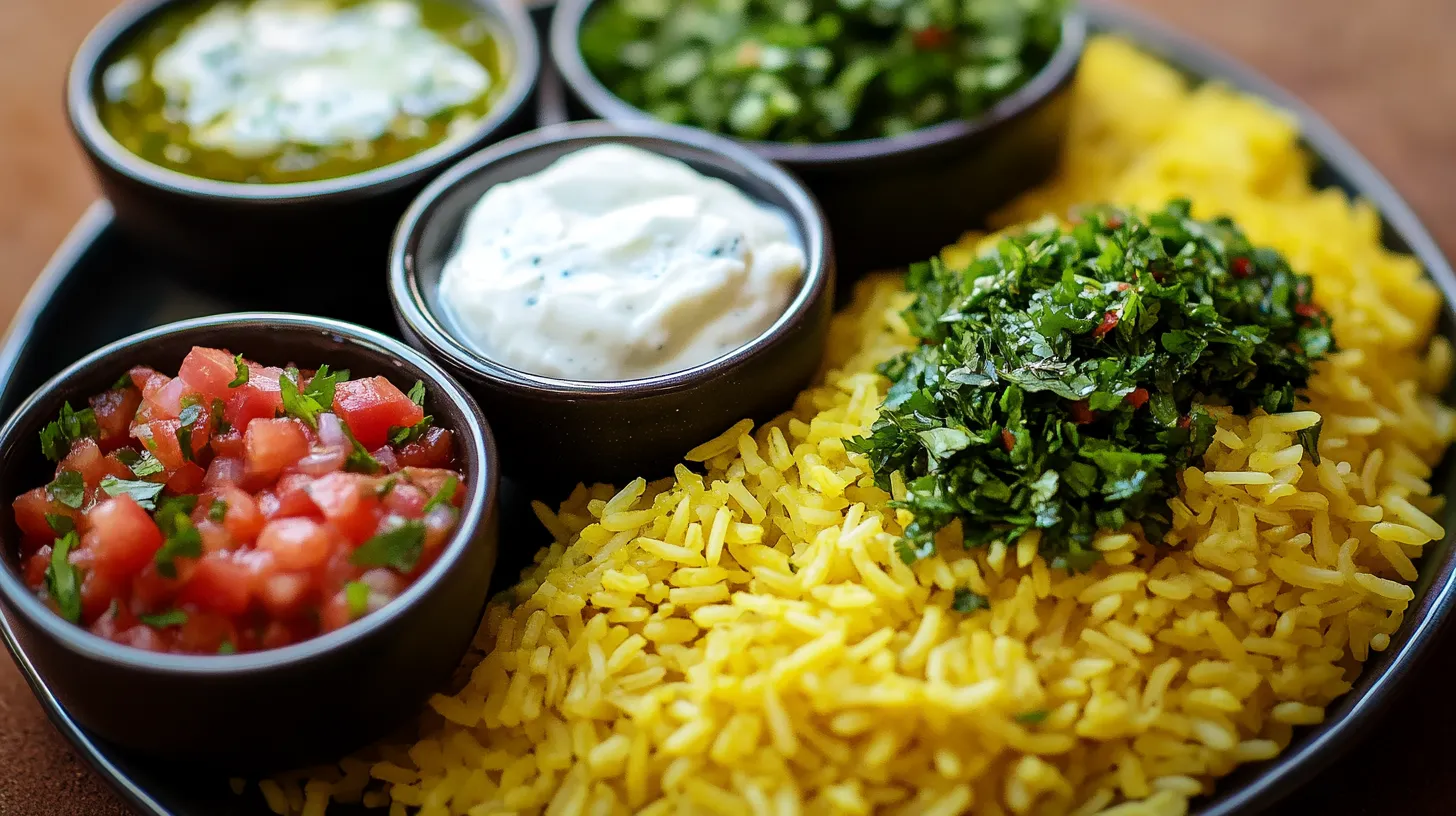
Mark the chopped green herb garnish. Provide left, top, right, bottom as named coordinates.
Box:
left=375, top=477, right=398, bottom=499
left=228, top=353, right=249, bottom=388
left=212, top=398, right=231, bottom=434
left=112, top=372, right=135, bottom=390
left=115, top=448, right=166, bottom=477
left=388, top=416, right=435, bottom=446
left=139, top=609, right=188, bottom=628
left=154, top=495, right=201, bottom=579
left=350, top=521, right=426, bottom=572
left=279, top=365, right=348, bottom=428
left=952, top=587, right=989, bottom=613
left=99, top=476, right=166, bottom=511
left=422, top=475, right=459, bottom=513
left=208, top=498, right=228, bottom=522
left=340, top=421, right=382, bottom=475
left=45, top=514, right=74, bottom=535
left=46, top=470, right=85, bottom=509
left=217, top=640, right=237, bottom=655
left=406, top=380, right=426, bottom=406
left=345, top=581, right=370, bottom=619
left=846, top=202, right=1334, bottom=565
left=39, top=402, right=99, bottom=462
left=1015, top=710, right=1049, bottom=725
left=107, top=599, right=120, bottom=619
left=175, top=402, right=203, bottom=462
left=44, top=531, right=82, bottom=623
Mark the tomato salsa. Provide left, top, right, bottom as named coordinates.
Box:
left=11, top=347, right=466, bottom=655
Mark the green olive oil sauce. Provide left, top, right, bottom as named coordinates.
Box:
left=98, top=0, right=509, bottom=184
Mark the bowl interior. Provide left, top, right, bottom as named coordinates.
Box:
left=0, top=314, right=496, bottom=673
left=69, top=0, right=542, bottom=201
left=399, top=123, right=826, bottom=389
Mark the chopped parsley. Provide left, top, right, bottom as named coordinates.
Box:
left=388, top=381, right=433, bottom=445
left=139, top=609, right=188, bottom=628
left=422, top=475, right=459, bottom=514
left=153, top=495, right=201, bottom=579
left=279, top=365, right=348, bottom=429
left=39, top=402, right=99, bottom=462
left=350, top=521, right=426, bottom=572
left=212, top=398, right=231, bottom=434
left=340, top=421, right=382, bottom=474
left=175, top=402, right=203, bottom=462
left=115, top=448, right=165, bottom=477
left=46, top=470, right=85, bottom=509
left=44, top=514, right=74, bottom=535
left=44, top=531, right=82, bottom=623
left=217, top=641, right=237, bottom=655
left=208, top=498, right=228, bottom=522
left=846, top=201, right=1334, bottom=566
left=345, top=581, right=370, bottom=619
left=99, top=476, right=166, bottom=511
left=406, top=380, right=426, bottom=406
left=111, top=372, right=135, bottom=390
left=951, top=587, right=989, bottom=613
left=228, top=354, right=249, bottom=388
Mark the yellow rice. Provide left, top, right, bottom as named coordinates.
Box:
left=275, top=37, right=1456, bottom=815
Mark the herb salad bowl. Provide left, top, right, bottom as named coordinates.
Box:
left=0, top=313, right=500, bottom=771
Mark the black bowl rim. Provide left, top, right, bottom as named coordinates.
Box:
left=390, top=118, right=834, bottom=397
left=0, top=312, right=500, bottom=676
left=549, top=0, right=1088, bottom=166
left=66, top=0, right=542, bottom=203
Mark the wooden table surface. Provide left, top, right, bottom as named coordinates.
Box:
left=2, top=1, right=1454, bottom=814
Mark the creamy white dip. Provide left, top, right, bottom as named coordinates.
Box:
left=438, top=144, right=807, bottom=381
left=125, top=0, right=493, bottom=157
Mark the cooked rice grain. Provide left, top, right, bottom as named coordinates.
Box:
left=276, top=37, right=1456, bottom=815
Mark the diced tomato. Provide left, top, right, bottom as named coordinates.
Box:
left=396, top=427, right=455, bottom=469
left=145, top=377, right=186, bottom=420
left=90, top=387, right=142, bottom=451
left=131, top=564, right=182, bottom=612
left=128, top=366, right=165, bottom=393
left=1231, top=256, right=1252, bottom=278
left=197, top=519, right=234, bottom=554
left=58, top=438, right=107, bottom=489
left=115, top=625, right=168, bottom=652
left=23, top=548, right=50, bottom=587
left=260, top=573, right=313, bottom=617
left=13, top=488, right=76, bottom=542
left=218, top=487, right=264, bottom=543
left=178, top=553, right=256, bottom=617
left=204, top=456, right=246, bottom=488
left=333, top=377, right=424, bottom=450
left=78, top=567, right=127, bottom=623
left=174, top=612, right=238, bottom=654
left=1068, top=400, right=1097, bottom=425
left=1125, top=388, right=1150, bottom=410
left=178, top=347, right=242, bottom=400
left=383, top=482, right=427, bottom=517
left=210, top=428, right=246, bottom=459
left=273, top=473, right=321, bottom=519
left=246, top=418, right=309, bottom=476
left=256, top=517, right=333, bottom=570
left=166, top=462, right=206, bottom=495
left=1091, top=311, right=1120, bottom=339
left=135, top=420, right=185, bottom=471
left=306, top=473, right=381, bottom=543
left=400, top=468, right=461, bottom=504
left=82, top=496, right=164, bottom=577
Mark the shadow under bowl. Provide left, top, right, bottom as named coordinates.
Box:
left=0, top=314, right=500, bottom=772
left=391, top=120, right=835, bottom=489
left=550, top=0, right=1087, bottom=275
left=66, top=0, right=541, bottom=290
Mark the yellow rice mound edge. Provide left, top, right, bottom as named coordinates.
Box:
left=266, top=37, right=1456, bottom=816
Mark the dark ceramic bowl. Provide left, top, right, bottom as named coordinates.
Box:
left=0, top=314, right=499, bottom=771
left=391, top=120, right=834, bottom=488
left=550, top=0, right=1087, bottom=274
left=66, top=0, right=541, bottom=284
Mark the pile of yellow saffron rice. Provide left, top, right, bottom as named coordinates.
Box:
left=263, top=37, right=1456, bottom=816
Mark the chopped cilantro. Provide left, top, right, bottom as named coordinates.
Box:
left=99, top=476, right=166, bottom=510
left=952, top=587, right=989, bottom=613
left=45, top=514, right=74, bottom=535
left=39, top=402, right=99, bottom=462
left=176, top=403, right=203, bottom=462
left=154, top=496, right=201, bottom=579
left=388, top=416, right=434, bottom=446
left=846, top=202, right=1334, bottom=565
left=111, top=372, right=135, bottom=390
left=212, top=398, right=231, bottom=434
left=339, top=421, right=382, bottom=474
left=116, top=448, right=166, bottom=477
left=350, top=521, right=425, bottom=572
left=406, top=380, right=426, bottom=406
left=1014, top=710, right=1049, bottom=725
left=422, top=475, right=458, bottom=513
left=375, top=477, right=398, bottom=498
left=44, top=531, right=82, bottom=623
left=345, top=581, right=370, bottom=619
left=228, top=354, right=249, bottom=388
left=208, top=498, right=228, bottom=522
left=139, top=609, right=188, bottom=628
left=217, top=641, right=237, bottom=655
left=279, top=365, right=348, bottom=428
left=46, top=470, right=85, bottom=509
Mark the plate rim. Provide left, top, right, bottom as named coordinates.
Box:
left=3, top=4, right=1454, bottom=815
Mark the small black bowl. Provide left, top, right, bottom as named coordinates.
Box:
left=551, top=0, right=1087, bottom=274
left=67, top=0, right=541, bottom=281
left=0, top=314, right=499, bottom=771
left=391, top=120, right=834, bottom=488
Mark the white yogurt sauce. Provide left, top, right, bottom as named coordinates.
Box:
left=119, top=0, right=492, bottom=157
left=438, top=144, right=807, bottom=381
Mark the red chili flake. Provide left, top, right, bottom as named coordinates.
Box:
left=1177, top=415, right=1192, bottom=430
left=913, top=26, right=950, bottom=50
left=1125, top=388, right=1150, bottom=409
left=1069, top=401, right=1096, bottom=425
left=1091, top=311, right=1120, bottom=339
left=1001, top=429, right=1015, bottom=451
left=1295, top=303, right=1321, bottom=319
left=1231, top=256, right=1252, bottom=278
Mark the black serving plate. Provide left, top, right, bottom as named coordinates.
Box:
left=3, top=3, right=1454, bottom=815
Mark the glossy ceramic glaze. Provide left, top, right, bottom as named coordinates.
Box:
left=391, top=120, right=834, bottom=488
left=0, top=313, right=500, bottom=771
left=67, top=0, right=542, bottom=280
left=549, top=0, right=1087, bottom=274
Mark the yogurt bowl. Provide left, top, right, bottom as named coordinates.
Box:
left=391, top=121, right=834, bottom=487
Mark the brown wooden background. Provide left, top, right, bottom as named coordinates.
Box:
left=1, top=1, right=1454, bottom=814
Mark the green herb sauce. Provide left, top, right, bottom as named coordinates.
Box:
left=97, top=0, right=509, bottom=184
left=580, top=0, right=1066, bottom=143
left=846, top=201, right=1335, bottom=568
